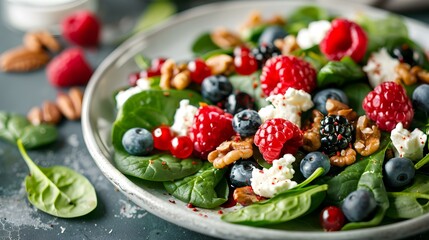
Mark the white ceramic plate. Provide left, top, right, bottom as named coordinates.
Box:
left=82, top=1, right=429, bottom=239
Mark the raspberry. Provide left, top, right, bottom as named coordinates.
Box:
left=189, top=105, right=235, bottom=159
left=319, top=115, right=353, bottom=155
left=320, top=18, right=368, bottom=62
left=254, top=118, right=303, bottom=164
left=363, top=82, right=414, bottom=131
left=61, top=10, right=101, bottom=47
left=46, top=48, right=93, bottom=87
left=260, top=55, right=316, bottom=96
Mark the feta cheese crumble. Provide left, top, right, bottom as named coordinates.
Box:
left=170, top=99, right=198, bottom=136
left=251, top=154, right=298, bottom=198
left=258, top=88, right=313, bottom=127
left=363, top=48, right=399, bottom=88
left=390, top=122, right=427, bottom=161
left=296, top=20, right=331, bottom=49
left=115, top=79, right=151, bottom=109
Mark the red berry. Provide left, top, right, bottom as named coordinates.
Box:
left=152, top=126, right=173, bottom=151
left=233, top=46, right=251, bottom=56
left=139, top=68, right=159, bottom=79
left=188, top=59, right=212, bottom=84
left=46, top=48, right=93, bottom=87
left=61, top=10, right=101, bottom=47
left=189, top=105, right=235, bottom=159
left=254, top=118, right=303, bottom=164
left=260, top=55, right=316, bottom=96
left=320, top=206, right=346, bottom=231
left=363, top=81, right=414, bottom=131
left=128, top=72, right=140, bottom=86
left=149, top=58, right=166, bottom=76
left=234, top=54, right=258, bottom=75
left=320, top=18, right=368, bottom=62
left=170, top=136, right=193, bottom=159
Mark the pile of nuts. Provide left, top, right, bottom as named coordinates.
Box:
left=395, top=62, right=429, bottom=85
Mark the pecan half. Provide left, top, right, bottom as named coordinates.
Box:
left=0, top=47, right=50, bottom=72
left=207, top=137, right=254, bottom=169
left=24, top=31, right=61, bottom=53
left=330, top=147, right=357, bottom=167
left=302, top=110, right=323, bottom=152
left=354, top=116, right=380, bottom=156
left=56, top=87, right=84, bottom=120
left=27, top=101, right=62, bottom=125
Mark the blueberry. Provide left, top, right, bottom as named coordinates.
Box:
left=232, top=110, right=262, bottom=137
left=313, top=88, right=349, bottom=115
left=225, top=92, right=256, bottom=115
left=300, top=152, right=330, bottom=178
left=258, top=26, right=288, bottom=45
left=412, top=84, right=429, bottom=113
left=122, top=128, right=154, bottom=156
left=341, top=189, right=377, bottom=222
left=390, top=44, right=423, bottom=66
left=384, top=157, right=415, bottom=188
left=229, top=160, right=259, bottom=188
left=201, top=75, right=233, bottom=104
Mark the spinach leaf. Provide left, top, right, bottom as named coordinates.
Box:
left=342, top=142, right=391, bottom=230
left=228, top=72, right=269, bottom=109
left=317, top=57, right=365, bottom=87
left=191, top=32, right=221, bottom=57
left=415, top=154, right=429, bottom=170
left=221, top=184, right=327, bottom=226
left=112, top=89, right=205, bottom=151
left=292, top=45, right=328, bottom=71
left=17, top=140, right=97, bottom=218
left=386, top=174, right=429, bottom=219
left=0, top=112, right=57, bottom=149
left=286, top=6, right=330, bottom=35
left=163, top=162, right=228, bottom=208
left=114, top=150, right=202, bottom=181
left=343, top=83, right=372, bottom=116
left=296, top=167, right=325, bottom=189
left=241, top=24, right=268, bottom=44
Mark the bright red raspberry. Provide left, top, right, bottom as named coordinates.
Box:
left=363, top=81, right=414, bottom=131
left=254, top=118, right=303, bottom=164
left=260, top=55, right=316, bottom=96
left=46, top=48, right=93, bottom=87
left=61, top=10, right=101, bottom=47
left=189, top=105, right=234, bottom=159
left=320, top=18, right=368, bottom=62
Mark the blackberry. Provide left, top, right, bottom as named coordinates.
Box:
left=251, top=44, right=281, bottom=67
left=319, top=115, right=353, bottom=155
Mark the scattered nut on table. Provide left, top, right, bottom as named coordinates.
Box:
left=57, top=87, right=84, bottom=120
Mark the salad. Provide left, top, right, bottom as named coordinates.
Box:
left=111, top=6, right=429, bottom=231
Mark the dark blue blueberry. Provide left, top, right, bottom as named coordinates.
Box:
left=225, top=92, right=256, bottom=115
left=201, top=75, right=233, bottom=104
left=229, top=160, right=259, bottom=188
left=341, top=189, right=377, bottom=222
left=300, top=151, right=330, bottom=178
left=258, top=25, right=288, bottom=45
left=384, top=157, right=415, bottom=188
left=390, top=44, right=423, bottom=67
left=313, top=88, right=349, bottom=115
left=122, top=128, right=153, bottom=156
left=232, top=110, right=262, bottom=137
left=412, top=84, right=429, bottom=113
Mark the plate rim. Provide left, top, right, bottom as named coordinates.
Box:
left=82, top=1, right=429, bottom=239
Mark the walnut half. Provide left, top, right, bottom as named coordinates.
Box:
left=207, top=137, right=253, bottom=169
left=354, top=115, right=380, bottom=156
left=302, top=110, right=323, bottom=152
left=330, top=147, right=357, bottom=167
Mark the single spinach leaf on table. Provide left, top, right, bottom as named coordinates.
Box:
left=163, top=162, right=228, bottom=209
left=221, top=184, right=328, bottom=226
left=191, top=32, right=221, bottom=57
left=386, top=174, right=429, bottom=219
left=114, top=150, right=202, bottom=181
left=17, top=140, right=97, bottom=218
left=228, top=71, right=269, bottom=109
left=0, top=112, right=57, bottom=149
left=317, top=56, right=365, bottom=87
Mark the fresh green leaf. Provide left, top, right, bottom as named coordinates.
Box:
left=292, top=45, right=327, bottom=71
left=253, top=145, right=272, bottom=169
left=228, top=71, right=269, bottom=109
left=317, top=57, right=365, bottom=87
left=386, top=174, right=429, bottom=219
left=163, top=162, right=228, bottom=208
left=114, top=150, right=203, bottom=181
left=221, top=184, right=327, bottom=226
left=17, top=140, right=97, bottom=218
left=342, top=141, right=391, bottom=230
left=296, top=167, right=325, bottom=189
left=191, top=32, right=222, bottom=57
left=0, top=112, right=57, bottom=149
left=343, top=83, right=372, bottom=116
left=286, top=6, right=330, bottom=35
left=241, top=24, right=268, bottom=44
left=415, top=154, right=429, bottom=170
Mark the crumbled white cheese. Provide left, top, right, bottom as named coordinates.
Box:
left=390, top=122, right=427, bottom=161
left=170, top=99, right=198, bottom=136
left=258, top=88, right=313, bottom=127
left=251, top=154, right=298, bottom=198
left=296, top=20, right=331, bottom=49
left=115, top=78, right=151, bottom=109
left=363, top=48, right=399, bottom=88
